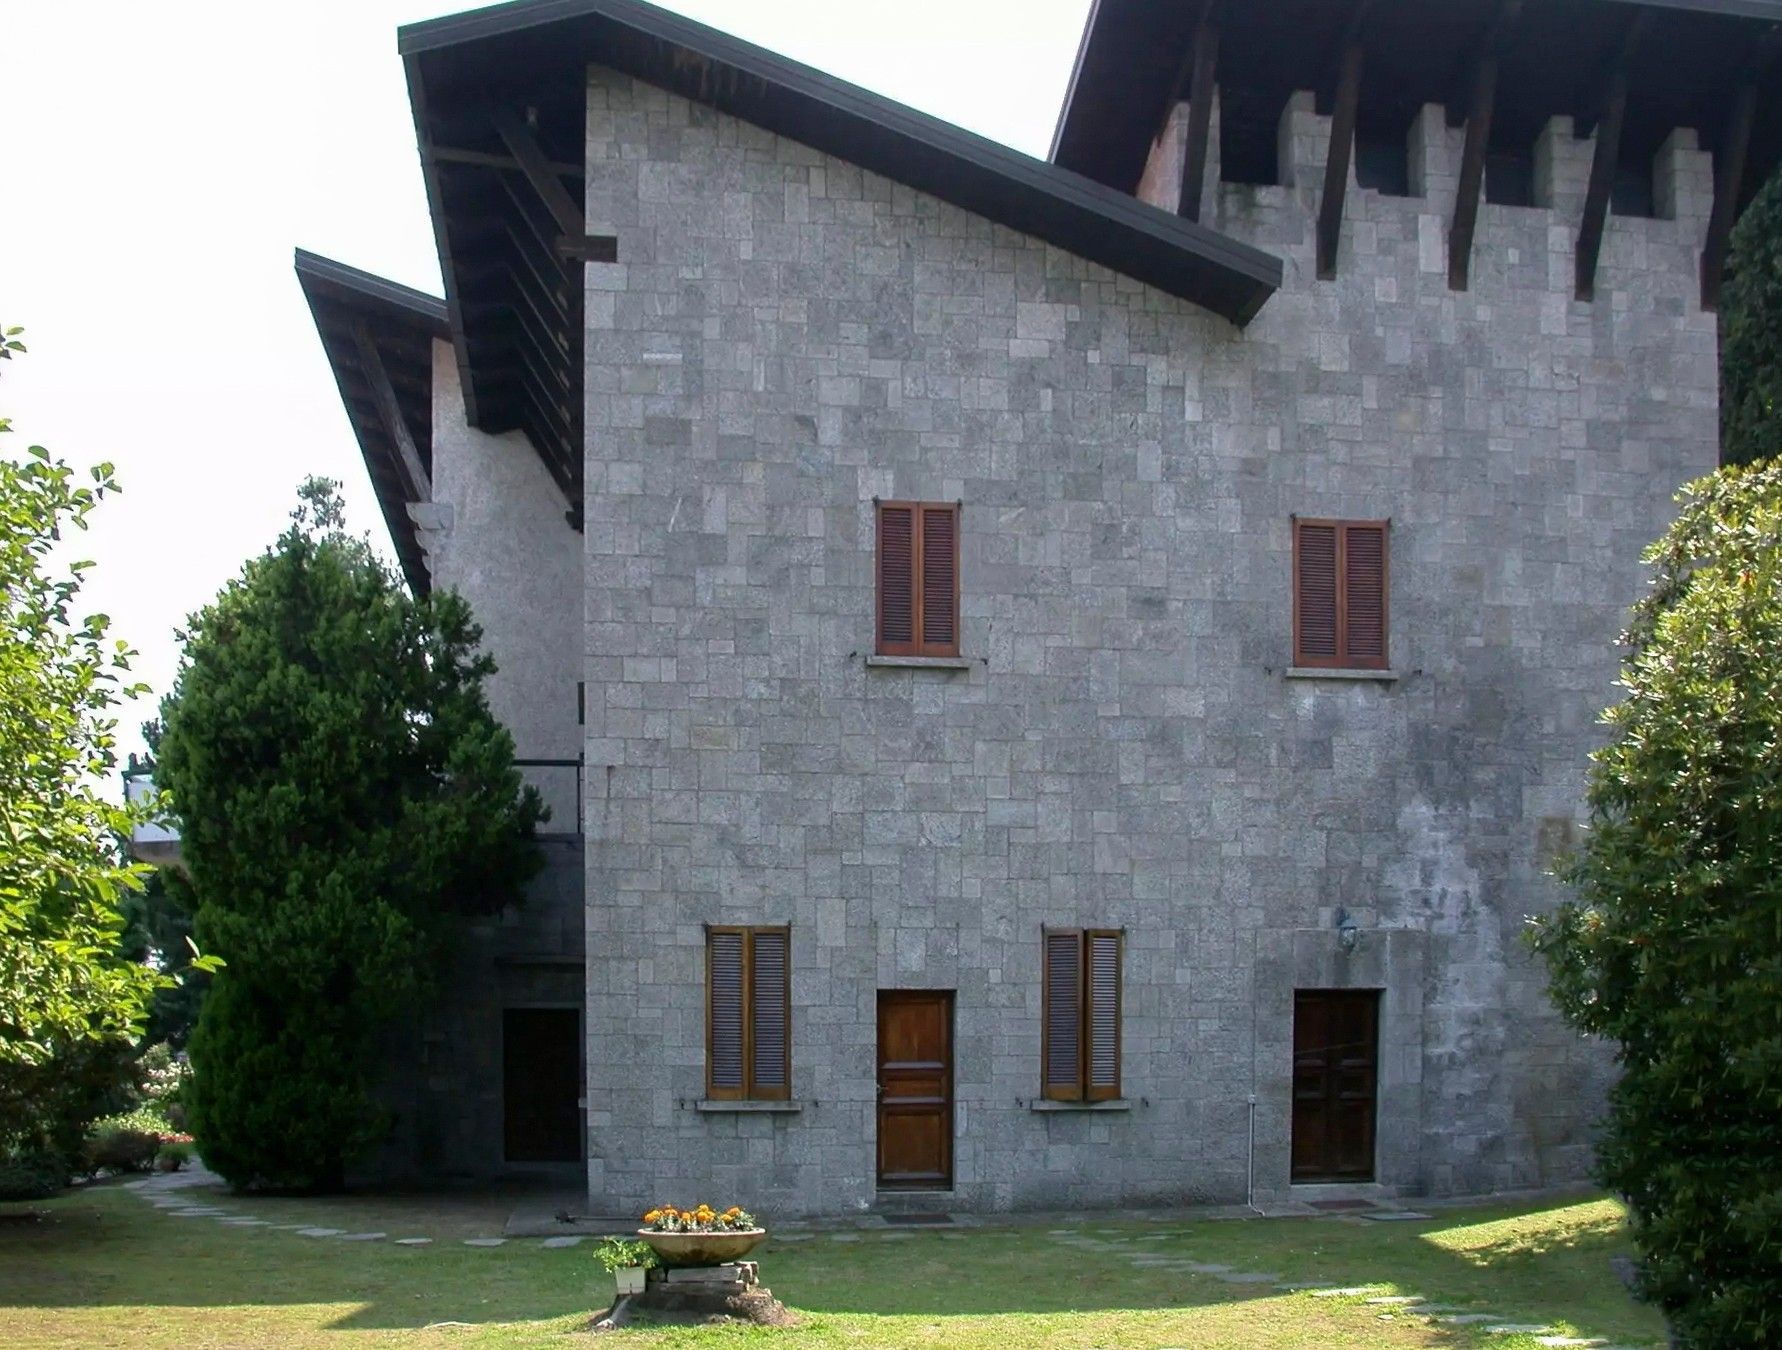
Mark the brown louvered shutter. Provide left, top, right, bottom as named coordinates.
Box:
left=1295, top=521, right=1340, bottom=667
left=749, top=928, right=791, bottom=1100
left=1042, top=930, right=1084, bottom=1101
left=918, top=503, right=960, bottom=656
left=1341, top=523, right=1388, bottom=669
left=1085, top=931, right=1122, bottom=1101
left=707, top=929, right=746, bottom=1099
left=877, top=503, right=916, bottom=655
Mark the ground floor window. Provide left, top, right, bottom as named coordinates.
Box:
left=1041, top=928, right=1122, bottom=1101
left=705, top=926, right=791, bottom=1100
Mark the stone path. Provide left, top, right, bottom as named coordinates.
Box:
left=1041, top=1226, right=1635, bottom=1350
left=123, top=1168, right=539, bottom=1250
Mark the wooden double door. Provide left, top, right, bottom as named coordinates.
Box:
left=876, top=991, right=953, bottom=1189
left=1291, top=989, right=1380, bottom=1182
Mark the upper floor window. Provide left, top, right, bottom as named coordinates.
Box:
left=1042, top=928, right=1122, bottom=1102
left=1294, top=518, right=1389, bottom=670
left=876, top=501, right=960, bottom=658
left=706, top=926, right=790, bottom=1101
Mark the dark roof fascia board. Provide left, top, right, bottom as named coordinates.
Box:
left=399, top=0, right=1281, bottom=325
left=293, top=248, right=450, bottom=330
left=1049, top=0, right=1111, bottom=164
left=400, top=60, right=484, bottom=432
left=293, top=249, right=444, bottom=597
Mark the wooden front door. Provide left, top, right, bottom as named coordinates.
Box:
left=1291, top=989, right=1380, bottom=1182
left=503, top=1008, right=582, bottom=1163
left=876, top=991, right=953, bottom=1189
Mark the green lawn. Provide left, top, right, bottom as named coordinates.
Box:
left=0, top=1182, right=1666, bottom=1348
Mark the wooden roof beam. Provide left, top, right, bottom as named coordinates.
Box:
left=431, top=143, right=584, bottom=179
left=1316, top=1, right=1376, bottom=280
left=1177, top=1, right=1221, bottom=223
left=351, top=321, right=431, bottom=505
left=1449, top=0, right=1523, bottom=293
left=489, top=102, right=585, bottom=238
left=1575, top=14, right=1652, bottom=302
left=1701, top=27, right=1781, bottom=310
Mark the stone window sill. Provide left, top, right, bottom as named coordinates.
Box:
left=694, top=1099, right=805, bottom=1114
left=864, top=655, right=976, bottom=671
left=1283, top=667, right=1399, bottom=683
left=1029, top=1099, right=1133, bottom=1113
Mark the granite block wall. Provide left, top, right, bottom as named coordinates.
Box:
left=577, top=66, right=1718, bottom=1215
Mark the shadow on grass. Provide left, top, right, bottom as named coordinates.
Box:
left=0, top=1183, right=1664, bottom=1347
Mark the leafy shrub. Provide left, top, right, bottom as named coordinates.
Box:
left=594, top=1237, right=657, bottom=1273
left=83, top=1107, right=175, bottom=1175
left=83, top=1125, right=161, bottom=1174
left=154, top=1141, right=193, bottom=1172
left=0, top=1151, right=68, bottom=1201
left=1532, top=461, right=1782, bottom=1347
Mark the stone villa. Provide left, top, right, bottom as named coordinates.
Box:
left=293, top=0, right=1782, bottom=1214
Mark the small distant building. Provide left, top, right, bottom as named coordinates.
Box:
left=297, top=0, right=1781, bottom=1214
left=123, top=758, right=182, bottom=871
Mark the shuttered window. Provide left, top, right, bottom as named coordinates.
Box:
left=1294, top=518, right=1390, bottom=670
left=877, top=500, right=961, bottom=657
left=1041, top=929, right=1123, bottom=1102
left=706, top=926, right=791, bottom=1100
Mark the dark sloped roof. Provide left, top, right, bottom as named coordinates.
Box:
left=294, top=249, right=446, bottom=596
left=1054, top=0, right=1782, bottom=207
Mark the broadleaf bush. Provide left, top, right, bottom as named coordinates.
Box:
left=1531, top=460, right=1782, bottom=1348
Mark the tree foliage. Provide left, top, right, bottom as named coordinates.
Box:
left=1721, top=169, right=1782, bottom=468
left=0, top=323, right=167, bottom=1151
left=157, top=479, right=543, bottom=1189
left=119, top=860, right=206, bottom=1050
left=1531, top=461, right=1782, bottom=1348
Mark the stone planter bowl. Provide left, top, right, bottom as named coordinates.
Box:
left=637, top=1228, right=767, bottom=1267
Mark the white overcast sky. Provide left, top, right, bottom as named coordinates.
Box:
left=0, top=0, right=1091, bottom=761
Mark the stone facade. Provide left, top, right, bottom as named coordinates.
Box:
left=564, top=65, right=1716, bottom=1216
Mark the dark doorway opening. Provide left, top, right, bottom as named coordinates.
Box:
left=1291, top=989, right=1380, bottom=1183
left=502, top=1007, right=582, bottom=1164
left=876, top=991, right=953, bottom=1190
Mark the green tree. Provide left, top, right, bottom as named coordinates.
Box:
left=157, top=479, right=543, bottom=1190
left=119, top=862, right=206, bottom=1050
left=1721, top=169, right=1782, bottom=468
left=1531, top=461, right=1782, bottom=1348
left=0, top=323, right=165, bottom=1153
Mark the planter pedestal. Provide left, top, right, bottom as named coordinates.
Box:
left=621, top=1260, right=792, bottom=1326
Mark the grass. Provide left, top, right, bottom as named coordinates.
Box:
left=0, top=1181, right=1667, bottom=1349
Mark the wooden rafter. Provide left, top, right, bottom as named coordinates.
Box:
left=1701, top=28, right=1780, bottom=310
left=1449, top=0, right=1523, bottom=292
left=431, top=144, right=584, bottom=179
left=351, top=321, right=431, bottom=505
left=1575, top=15, right=1652, bottom=302
left=1177, top=1, right=1221, bottom=223
left=488, top=103, right=585, bottom=238
left=1317, top=0, right=1375, bottom=280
